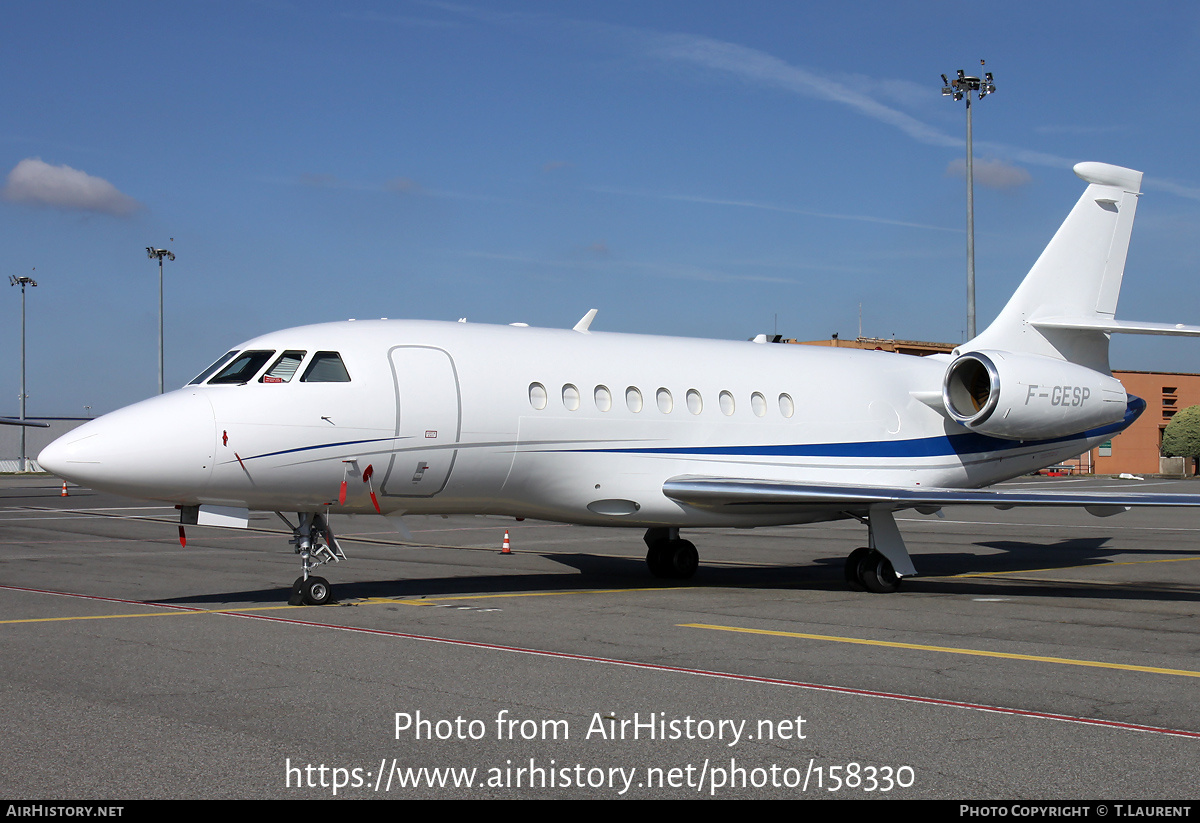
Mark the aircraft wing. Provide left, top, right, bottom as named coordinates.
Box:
left=0, top=418, right=49, bottom=427
left=662, top=475, right=1200, bottom=516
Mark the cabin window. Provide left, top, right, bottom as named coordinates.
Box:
left=779, top=393, right=795, bottom=418
left=562, top=384, right=581, bottom=411
left=261, top=351, right=306, bottom=383
left=594, top=385, right=612, bottom=412
left=751, top=392, right=767, bottom=417
left=301, top=351, right=351, bottom=382
left=529, top=383, right=548, bottom=410
left=686, top=389, right=703, bottom=415
left=189, top=350, right=238, bottom=385
left=208, top=350, right=275, bottom=384
left=719, top=391, right=735, bottom=416
left=656, top=388, right=673, bottom=414
left=626, top=387, right=643, bottom=413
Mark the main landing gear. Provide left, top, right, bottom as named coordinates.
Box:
left=642, top=509, right=918, bottom=593
left=643, top=527, right=699, bottom=579
left=279, top=512, right=346, bottom=605
left=843, top=506, right=917, bottom=594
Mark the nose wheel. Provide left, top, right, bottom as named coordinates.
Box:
left=291, top=575, right=332, bottom=605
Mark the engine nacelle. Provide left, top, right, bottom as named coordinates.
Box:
left=942, top=350, right=1127, bottom=441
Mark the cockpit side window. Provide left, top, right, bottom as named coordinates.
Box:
left=260, top=350, right=307, bottom=383
left=188, top=351, right=238, bottom=385
left=300, top=351, right=351, bottom=383
left=208, top=350, right=276, bottom=384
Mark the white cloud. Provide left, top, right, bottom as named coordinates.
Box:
left=646, top=33, right=961, bottom=149
left=430, top=7, right=1200, bottom=202
left=944, top=158, right=1032, bottom=190
left=2, top=157, right=141, bottom=216
left=592, top=186, right=959, bottom=232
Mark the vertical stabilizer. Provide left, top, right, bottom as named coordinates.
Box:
left=963, top=162, right=1142, bottom=374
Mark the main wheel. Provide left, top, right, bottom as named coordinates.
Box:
left=302, top=576, right=333, bottom=605
left=668, top=539, right=699, bottom=579
left=859, top=550, right=901, bottom=594
left=646, top=541, right=672, bottom=578
left=844, top=547, right=871, bottom=592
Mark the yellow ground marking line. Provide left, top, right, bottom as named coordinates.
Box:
left=951, top=554, right=1200, bottom=578
left=681, top=623, right=1200, bottom=678
left=360, top=586, right=689, bottom=604
left=0, top=586, right=687, bottom=625
left=0, top=604, right=307, bottom=624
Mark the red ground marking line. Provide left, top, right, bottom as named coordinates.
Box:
left=227, top=609, right=1199, bottom=741
left=5, top=583, right=1198, bottom=741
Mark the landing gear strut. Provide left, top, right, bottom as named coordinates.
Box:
left=843, top=506, right=916, bottom=594
left=280, top=512, right=346, bottom=605
left=643, top=527, right=698, bottom=579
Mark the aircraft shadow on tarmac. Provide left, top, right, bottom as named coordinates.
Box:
left=150, top=535, right=1200, bottom=606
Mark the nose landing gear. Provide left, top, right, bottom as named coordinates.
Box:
left=280, top=512, right=346, bottom=605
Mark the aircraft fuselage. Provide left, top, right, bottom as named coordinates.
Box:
left=41, top=319, right=1130, bottom=529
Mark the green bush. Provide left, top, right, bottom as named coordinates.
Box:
left=1162, top=405, right=1200, bottom=465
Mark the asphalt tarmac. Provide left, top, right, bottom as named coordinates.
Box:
left=1, top=474, right=1197, bottom=799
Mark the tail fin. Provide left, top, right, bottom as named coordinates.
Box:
left=964, top=162, right=1143, bottom=374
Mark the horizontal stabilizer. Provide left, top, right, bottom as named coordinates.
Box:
left=1032, top=317, right=1200, bottom=337
left=663, top=476, right=1200, bottom=514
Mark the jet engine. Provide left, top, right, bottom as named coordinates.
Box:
left=942, top=350, right=1127, bottom=441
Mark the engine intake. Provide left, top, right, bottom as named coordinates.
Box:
left=942, top=350, right=1126, bottom=441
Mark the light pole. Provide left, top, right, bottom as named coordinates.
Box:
left=10, top=273, right=38, bottom=471
left=146, top=246, right=175, bottom=394
left=942, top=62, right=996, bottom=340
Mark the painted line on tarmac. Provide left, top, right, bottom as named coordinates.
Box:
left=2, top=583, right=1195, bottom=740
left=0, top=583, right=683, bottom=624
left=681, top=623, right=1200, bottom=679
left=221, top=611, right=1200, bottom=741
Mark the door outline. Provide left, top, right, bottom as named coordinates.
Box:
left=380, top=345, right=462, bottom=498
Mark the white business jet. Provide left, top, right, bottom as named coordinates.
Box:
left=38, top=162, right=1200, bottom=605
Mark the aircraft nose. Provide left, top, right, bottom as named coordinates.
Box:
left=38, top=390, right=216, bottom=502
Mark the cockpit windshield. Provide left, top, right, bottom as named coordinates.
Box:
left=188, top=351, right=238, bottom=385
left=208, top=350, right=276, bottom=384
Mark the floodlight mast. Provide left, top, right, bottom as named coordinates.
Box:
left=9, top=273, right=38, bottom=471
left=146, top=246, right=175, bottom=395
left=942, top=62, right=996, bottom=340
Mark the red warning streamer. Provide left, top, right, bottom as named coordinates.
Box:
left=363, top=464, right=381, bottom=514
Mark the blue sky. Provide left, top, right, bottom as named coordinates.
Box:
left=3, top=1, right=1200, bottom=415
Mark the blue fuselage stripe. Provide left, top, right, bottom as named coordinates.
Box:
left=572, top=396, right=1144, bottom=460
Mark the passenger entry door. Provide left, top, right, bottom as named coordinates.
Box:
left=382, top=346, right=461, bottom=497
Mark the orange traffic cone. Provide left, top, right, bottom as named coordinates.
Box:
left=500, top=529, right=512, bottom=555
left=60, top=482, right=69, bottom=497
